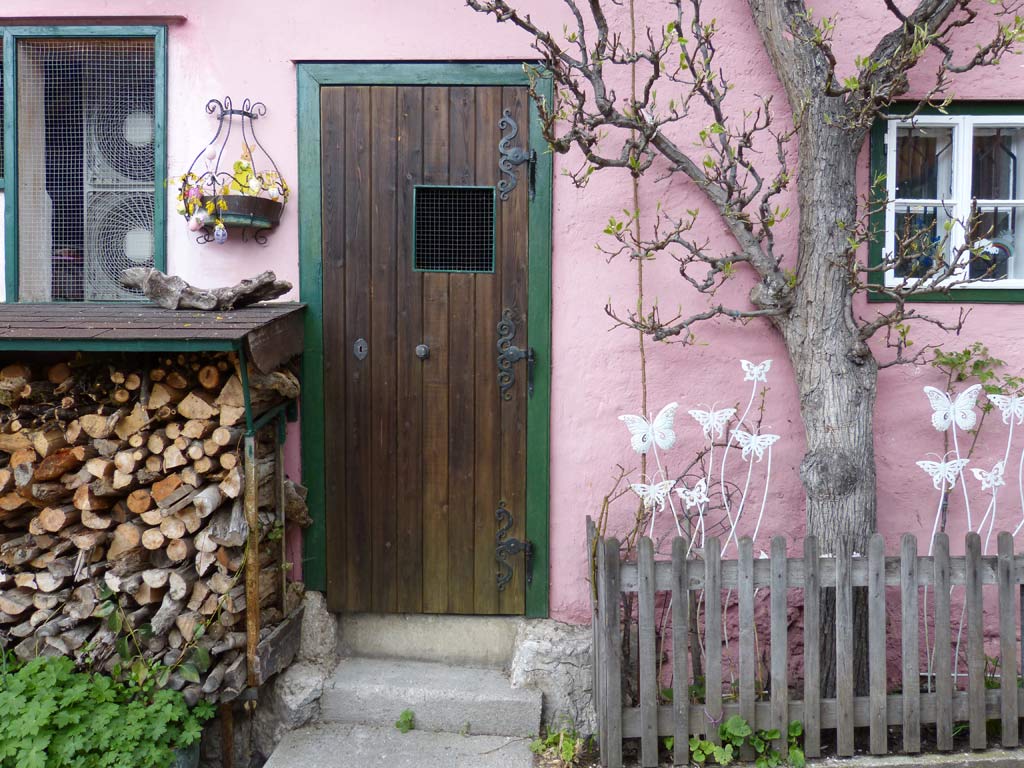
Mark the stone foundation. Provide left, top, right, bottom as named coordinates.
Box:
left=200, top=591, right=338, bottom=767
left=509, top=619, right=596, bottom=736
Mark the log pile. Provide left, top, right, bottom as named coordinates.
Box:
left=0, top=353, right=307, bottom=704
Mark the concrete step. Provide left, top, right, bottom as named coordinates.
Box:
left=263, top=723, right=535, bottom=768
left=321, top=657, right=542, bottom=738
left=338, top=613, right=522, bottom=669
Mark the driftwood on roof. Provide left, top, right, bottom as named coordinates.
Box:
left=120, top=268, right=291, bottom=311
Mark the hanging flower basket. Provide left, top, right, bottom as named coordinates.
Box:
left=200, top=194, right=284, bottom=230
left=173, top=97, right=289, bottom=245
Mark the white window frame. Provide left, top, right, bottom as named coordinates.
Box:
left=883, top=113, right=1024, bottom=290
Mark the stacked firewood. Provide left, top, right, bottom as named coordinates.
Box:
left=0, top=353, right=308, bottom=704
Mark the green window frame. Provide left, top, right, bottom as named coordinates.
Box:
left=869, top=101, right=1024, bottom=303
left=1, top=25, right=168, bottom=302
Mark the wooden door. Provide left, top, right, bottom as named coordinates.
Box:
left=321, top=84, right=532, bottom=614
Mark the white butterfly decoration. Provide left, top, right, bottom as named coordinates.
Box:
left=971, top=461, right=1005, bottom=492
left=675, top=478, right=710, bottom=509
left=988, top=393, right=1024, bottom=426
left=689, top=407, right=736, bottom=439
left=741, top=359, right=772, bottom=383
left=631, top=479, right=676, bottom=512
left=731, top=429, right=780, bottom=462
left=916, top=457, right=970, bottom=490
left=619, top=402, right=679, bottom=455
left=923, top=384, right=982, bottom=432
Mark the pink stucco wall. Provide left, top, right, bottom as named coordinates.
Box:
left=3, top=1, right=1023, bottom=623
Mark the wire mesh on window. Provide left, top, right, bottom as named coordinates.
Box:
left=413, top=186, right=495, bottom=273
left=17, top=38, right=155, bottom=301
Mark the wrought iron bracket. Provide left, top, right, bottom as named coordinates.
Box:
left=497, top=309, right=534, bottom=400
left=498, top=109, right=536, bottom=202
left=496, top=501, right=533, bottom=591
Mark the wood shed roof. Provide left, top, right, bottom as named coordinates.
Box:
left=0, top=302, right=305, bottom=372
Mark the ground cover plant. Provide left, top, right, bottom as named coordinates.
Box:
left=0, top=654, right=213, bottom=768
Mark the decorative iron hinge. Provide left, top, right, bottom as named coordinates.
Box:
left=496, top=309, right=535, bottom=400
left=498, top=109, right=536, bottom=202
left=496, top=501, right=533, bottom=591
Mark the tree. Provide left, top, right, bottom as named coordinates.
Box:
left=468, top=0, right=1024, bottom=691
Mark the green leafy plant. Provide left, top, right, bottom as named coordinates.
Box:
left=395, top=709, right=415, bottom=734
left=528, top=727, right=586, bottom=766
left=688, top=717, right=805, bottom=767
left=787, top=721, right=805, bottom=768
left=0, top=655, right=214, bottom=768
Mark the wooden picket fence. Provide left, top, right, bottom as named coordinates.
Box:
left=587, top=518, right=1024, bottom=767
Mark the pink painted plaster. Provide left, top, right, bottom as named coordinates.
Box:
left=5, top=1, right=1024, bottom=623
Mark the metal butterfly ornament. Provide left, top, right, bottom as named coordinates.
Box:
left=971, top=461, right=1005, bottom=492
left=688, top=406, right=736, bottom=439
left=741, top=359, right=772, bottom=383
left=630, top=479, right=676, bottom=512
left=916, top=457, right=970, bottom=490
left=619, top=402, right=679, bottom=455
left=675, top=478, right=710, bottom=509
left=923, top=384, right=981, bottom=432
left=730, top=429, right=780, bottom=462
left=988, top=393, right=1024, bottom=426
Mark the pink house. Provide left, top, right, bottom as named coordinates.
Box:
left=1, top=0, right=1023, bottom=759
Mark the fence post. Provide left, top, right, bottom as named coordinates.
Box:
left=802, top=536, right=820, bottom=758
left=933, top=533, right=953, bottom=751
left=738, top=537, right=756, bottom=760
left=704, top=536, right=723, bottom=745
left=998, top=532, right=1018, bottom=748
left=836, top=537, right=854, bottom=757
left=672, top=537, right=690, bottom=766
left=868, top=533, right=887, bottom=755
left=741, top=536, right=757, bottom=761
left=770, top=536, right=788, bottom=758
left=600, top=537, right=623, bottom=767
left=966, top=532, right=986, bottom=750
left=638, top=537, right=658, bottom=767
left=586, top=517, right=600, bottom=749
left=901, top=533, right=920, bottom=753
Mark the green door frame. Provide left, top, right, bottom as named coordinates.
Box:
left=296, top=62, right=553, bottom=617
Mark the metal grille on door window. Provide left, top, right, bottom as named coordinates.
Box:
left=413, top=185, right=495, bottom=273
left=16, top=38, right=156, bottom=302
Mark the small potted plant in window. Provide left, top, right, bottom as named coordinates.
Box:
left=174, top=97, right=289, bottom=245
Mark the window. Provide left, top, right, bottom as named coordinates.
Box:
left=413, top=186, right=496, bottom=273
left=872, top=106, right=1024, bottom=300
left=2, top=27, right=167, bottom=302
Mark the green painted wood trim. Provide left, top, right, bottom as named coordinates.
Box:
left=153, top=26, right=167, bottom=273
left=4, top=29, right=18, bottom=301
left=296, top=65, right=327, bottom=593
left=1, top=25, right=167, bottom=301
left=525, top=71, right=553, bottom=619
left=867, top=100, right=1024, bottom=304
left=2, top=25, right=167, bottom=38
left=886, top=100, right=1024, bottom=117
left=0, top=338, right=239, bottom=352
left=295, top=63, right=554, bottom=615
left=299, top=62, right=537, bottom=87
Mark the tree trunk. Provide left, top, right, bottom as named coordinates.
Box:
left=784, top=113, right=877, bottom=696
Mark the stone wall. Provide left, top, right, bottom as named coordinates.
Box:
left=200, top=591, right=338, bottom=767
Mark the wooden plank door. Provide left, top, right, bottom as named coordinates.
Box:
left=321, top=83, right=531, bottom=615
